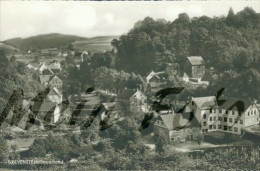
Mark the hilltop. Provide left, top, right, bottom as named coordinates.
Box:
left=2, top=33, right=119, bottom=52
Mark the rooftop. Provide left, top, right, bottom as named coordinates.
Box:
left=187, top=56, right=204, bottom=65
left=32, top=101, right=57, bottom=112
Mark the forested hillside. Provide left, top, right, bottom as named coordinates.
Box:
left=2, top=33, right=87, bottom=50
left=0, top=50, right=43, bottom=113
left=114, top=7, right=260, bottom=74
left=112, top=7, right=260, bottom=99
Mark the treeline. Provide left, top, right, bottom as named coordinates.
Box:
left=0, top=50, right=43, bottom=114
left=113, top=7, right=260, bottom=75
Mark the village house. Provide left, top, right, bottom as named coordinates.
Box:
left=100, top=102, right=120, bottom=124
left=26, top=62, right=47, bottom=73
left=45, top=87, right=62, bottom=104
left=31, top=101, right=61, bottom=123
left=48, top=60, right=62, bottom=73
left=154, top=111, right=200, bottom=143
left=184, top=96, right=260, bottom=135
left=165, top=63, right=180, bottom=78
left=183, top=56, right=209, bottom=86
left=39, top=75, right=62, bottom=89
left=130, top=89, right=148, bottom=113
left=41, top=67, right=54, bottom=75
left=146, top=71, right=169, bottom=93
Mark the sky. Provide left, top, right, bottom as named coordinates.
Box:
left=0, top=1, right=260, bottom=41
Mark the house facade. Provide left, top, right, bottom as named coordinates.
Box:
left=39, top=75, right=62, bottom=89
left=146, top=71, right=168, bottom=93
left=154, top=112, right=200, bottom=143
left=32, top=102, right=61, bottom=123
left=130, top=90, right=148, bottom=113
left=48, top=76, right=62, bottom=89
left=46, top=87, right=62, bottom=104
left=48, top=60, right=62, bottom=73
left=185, top=96, right=260, bottom=135
left=184, top=56, right=205, bottom=82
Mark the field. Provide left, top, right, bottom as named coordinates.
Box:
left=72, top=36, right=119, bottom=52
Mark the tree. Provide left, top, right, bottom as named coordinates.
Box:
left=226, top=8, right=236, bottom=26
left=67, top=43, right=74, bottom=51
left=155, top=133, right=168, bottom=154
left=197, top=133, right=204, bottom=149
left=0, top=136, right=9, bottom=162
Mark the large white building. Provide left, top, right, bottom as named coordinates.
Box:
left=184, top=96, right=260, bottom=135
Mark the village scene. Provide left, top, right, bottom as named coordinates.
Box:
left=0, top=2, right=260, bottom=170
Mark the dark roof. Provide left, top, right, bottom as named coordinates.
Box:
left=159, top=112, right=199, bottom=131
left=216, top=97, right=252, bottom=112
left=187, top=56, right=204, bottom=65
left=42, top=68, right=54, bottom=75
left=192, top=96, right=253, bottom=112
left=192, top=96, right=216, bottom=109
left=32, top=102, right=57, bottom=112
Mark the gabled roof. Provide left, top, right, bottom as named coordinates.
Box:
left=102, top=101, right=127, bottom=112
left=49, top=75, right=62, bottom=83
left=102, top=102, right=116, bottom=111
left=42, top=68, right=54, bottom=75
left=192, top=96, right=216, bottom=109
left=159, top=112, right=199, bottom=131
left=187, top=56, right=204, bottom=65
left=32, top=102, right=57, bottom=112
left=131, top=89, right=146, bottom=98
left=146, top=71, right=160, bottom=83
left=216, top=97, right=252, bottom=111
left=27, top=62, right=43, bottom=68
left=192, top=96, right=253, bottom=112
left=48, top=87, right=62, bottom=97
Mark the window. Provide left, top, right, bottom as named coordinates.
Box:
left=192, top=101, right=194, bottom=105
left=224, top=126, right=228, bottom=131
left=171, top=137, right=174, bottom=141
left=224, top=117, right=227, bottom=122
left=238, top=111, right=242, bottom=116
left=234, top=127, right=238, bottom=132
left=218, top=125, right=222, bottom=129
left=213, top=125, right=216, bottom=129
left=229, top=118, right=232, bottom=123
left=226, top=110, right=228, bottom=114
left=203, top=114, right=206, bottom=119
left=232, top=111, right=235, bottom=115
left=210, top=117, right=212, bottom=121
left=210, top=109, right=212, bottom=113
left=248, top=112, right=250, bottom=116
left=203, top=121, right=206, bottom=126
left=209, top=125, right=212, bottom=130
left=213, top=116, right=216, bottom=121
left=234, top=119, right=238, bottom=124
left=218, top=116, right=222, bottom=121
left=219, top=109, right=222, bottom=113
left=240, top=119, right=243, bottom=124
left=254, top=110, right=256, bottom=115
left=214, top=109, right=216, bottom=113
left=229, top=126, right=233, bottom=131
